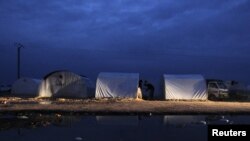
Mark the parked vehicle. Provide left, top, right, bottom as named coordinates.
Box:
left=206, top=80, right=229, bottom=100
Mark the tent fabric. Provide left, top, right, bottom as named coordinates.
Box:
left=11, top=77, right=41, bottom=97
left=163, top=74, right=208, bottom=100
left=39, top=71, right=93, bottom=98
left=95, top=72, right=139, bottom=98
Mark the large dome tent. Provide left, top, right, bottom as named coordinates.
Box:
left=38, top=70, right=94, bottom=98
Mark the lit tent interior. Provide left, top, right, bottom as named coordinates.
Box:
left=38, top=70, right=94, bottom=98
left=11, top=77, right=41, bottom=97
left=163, top=74, right=208, bottom=100
left=95, top=72, right=141, bottom=98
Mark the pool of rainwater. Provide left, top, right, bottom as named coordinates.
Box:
left=0, top=113, right=250, bottom=141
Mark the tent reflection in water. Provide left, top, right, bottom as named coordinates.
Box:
left=163, top=74, right=208, bottom=100
left=95, top=72, right=141, bottom=99
left=11, top=77, right=41, bottom=97
left=163, top=115, right=206, bottom=126
left=39, top=70, right=94, bottom=98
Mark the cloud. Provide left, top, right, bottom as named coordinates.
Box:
left=0, top=0, right=249, bottom=51
left=0, top=0, right=250, bottom=84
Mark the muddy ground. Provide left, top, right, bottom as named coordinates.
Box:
left=1, top=97, right=250, bottom=115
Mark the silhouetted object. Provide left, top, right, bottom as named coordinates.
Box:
left=144, top=81, right=154, bottom=100
left=15, top=43, right=24, bottom=79
left=139, top=80, right=143, bottom=89
left=231, top=80, right=238, bottom=85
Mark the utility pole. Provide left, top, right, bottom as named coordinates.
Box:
left=15, top=43, right=24, bottom=79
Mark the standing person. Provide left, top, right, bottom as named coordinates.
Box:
left=144, top=80, right=155, bottom=100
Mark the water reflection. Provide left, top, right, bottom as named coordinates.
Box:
left=0, top=114, right=250, bottom=141
left=96, top=116, right=139, bottom=126
left=0, top=113, right=81, bottom=131
left=163, top=115, right=206, bottom=127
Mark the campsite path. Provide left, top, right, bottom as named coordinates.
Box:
left=1, top=98, right=250, bottom=114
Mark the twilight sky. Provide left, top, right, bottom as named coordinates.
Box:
left=0, top=0, right=250, bottom=88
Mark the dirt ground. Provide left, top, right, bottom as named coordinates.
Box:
left=1, top=97, right=250, bottom=115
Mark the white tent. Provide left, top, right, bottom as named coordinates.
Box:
left=11, top=77, right=41, bottom=97
left=163, top=74, right=208, bottom=100
left=38, top=70, right=94, bottom=98
left=95, top=72, right=139, bottom=98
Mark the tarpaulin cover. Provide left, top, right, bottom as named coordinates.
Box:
left=95, top=72, right=139, bottom=98
left=164, top=74, right=208, bottom=100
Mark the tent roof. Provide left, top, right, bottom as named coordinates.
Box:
left=164, top=74, right=204, bottom=79
left=15, top=77, right=41, bottom=84
left=43, top=70, right=88, bottom=79
left=98, top=72, right=139, bottom=78
left=43, top=70, right=69, bottom=79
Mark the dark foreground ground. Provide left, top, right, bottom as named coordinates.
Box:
left=1, top=97, right=250, bottom=115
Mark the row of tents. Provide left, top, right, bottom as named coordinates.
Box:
left=10, top=70, right=208, bottom=100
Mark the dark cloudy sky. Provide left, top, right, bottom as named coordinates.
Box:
left=0, top=0, right=250, bottom=88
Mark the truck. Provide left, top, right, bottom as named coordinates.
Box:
left=206, top=80, right=229, bottom=100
